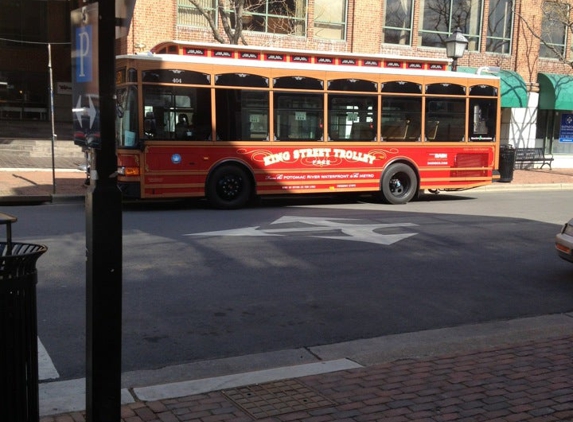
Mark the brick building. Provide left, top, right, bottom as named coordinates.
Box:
left=2, top=0, right=573, bottom=167
left=0, top=0, right=71, bottom=124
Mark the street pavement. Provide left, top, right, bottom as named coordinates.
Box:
left=2, top=135, right=573, bottom=421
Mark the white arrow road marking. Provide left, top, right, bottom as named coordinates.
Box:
left=317, top=229, right=418, bottom=245
left=38, top=337, right=60, bottom=381
left=187, top=227, right=280, bottom=237
left=272, top=216, right=372, bottom=226
left=186, top=216, right=418, bottom=246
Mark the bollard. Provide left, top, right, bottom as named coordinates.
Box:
left=0, top=212, right=47, bottom=422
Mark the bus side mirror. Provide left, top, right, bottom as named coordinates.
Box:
left=144, top=112, right=156, bottom=138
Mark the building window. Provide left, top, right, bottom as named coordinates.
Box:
left=486, top=0, right=513, bottom=54
left=382, top=0, right=414, bottom=45
left=540, top=1, right=568, bottom=59
left=314, top=0, right=347, bottom=40
left=0, top=0, right=47, bottom=42
left=177, top=0, right=217, bottom=27
left=419, top=0, right=483, bottom=52
left=240, top=0, right=307, bottom=36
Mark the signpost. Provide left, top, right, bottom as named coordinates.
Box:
left=72, top=1, right=123, bottom=421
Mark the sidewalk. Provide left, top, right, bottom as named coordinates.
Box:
left=39, top=314, right=573, bottom=422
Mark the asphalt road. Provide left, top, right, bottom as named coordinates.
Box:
left=3, top=189, right=572, bottom=382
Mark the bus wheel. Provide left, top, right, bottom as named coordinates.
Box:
left=380, top=163, right=418, bottom=204
left=207, top=165, right=252, bottom=209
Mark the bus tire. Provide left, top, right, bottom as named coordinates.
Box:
left=207, top=165, right=252, bottom=209
left=380, top=163, right=418, bottom=204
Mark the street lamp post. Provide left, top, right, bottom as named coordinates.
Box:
left=444, top=27, right=468, bottom=71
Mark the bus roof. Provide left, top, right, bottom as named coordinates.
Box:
left=151, top=40, right=450, bottom=64
left=117, top=51, right=499, bottom=83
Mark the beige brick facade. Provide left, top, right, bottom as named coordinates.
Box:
left=119, top=0, right=573, bottom=86
left=3, top=0, right=571, bottom=95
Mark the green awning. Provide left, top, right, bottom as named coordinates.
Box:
left=538, top=72, right=573, bottom=111
left=458, top=67, right=528, bottom=108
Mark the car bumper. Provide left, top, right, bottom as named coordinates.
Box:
left=556, top=232, right=573, bottom=263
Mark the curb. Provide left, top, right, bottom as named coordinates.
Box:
left=480, top=182, right=573, bottom=191
left=0, top=194, right=84, bottom=206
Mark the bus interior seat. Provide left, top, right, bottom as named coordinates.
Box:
left=382, top=121, right=409, bottom=140
left=426, top=120, right=439, bottom=140
left=144, top=112, right=157, bottom=137
left=175, top=113, right=193, bottom=139
left=350, top=122, right=375, bottom=140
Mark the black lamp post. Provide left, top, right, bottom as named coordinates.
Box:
left=444, top=27, right=468, bottom=71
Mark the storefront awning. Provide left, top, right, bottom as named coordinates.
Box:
left=538, top=72, right=573, bottom=111
left=458, top=67, right=528, bottom=108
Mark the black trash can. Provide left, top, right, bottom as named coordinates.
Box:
left=0, top=213, right=47, bottom=422
left=499, top=144, right=516, bottom=182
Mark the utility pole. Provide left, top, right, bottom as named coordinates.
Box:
left=71, top=1, right=123, bottom=421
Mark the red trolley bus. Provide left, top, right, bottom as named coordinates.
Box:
left=114, top=41, right=501, bottom=209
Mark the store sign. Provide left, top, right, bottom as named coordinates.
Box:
left=560, top=114, right=573, bottom=142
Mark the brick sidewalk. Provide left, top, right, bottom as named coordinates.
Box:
left=0, top=170, right=87, bottom=198
left=40, top=333, right=573, bottom=422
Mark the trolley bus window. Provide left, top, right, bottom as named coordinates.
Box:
left=215, top=73, right=268, bottom=87
left=426, top=83, right=466, bottom=96
left=142, top=86, right=210, bottom=140
left=328, top=79, right=377, bottom=92
left=273, top=76, right=323, bottom=90
left=328, top=95, right=376, bottom=141
left=425, top=99, right=466, bottom=141
left=215, top=89, right=269, bottom=141
left=274, top=93, right=323, bottom=141
left=116, top=86, right=139, bottom=147
left=381, top=81, right=422, bottom=94
left=142, top=69, right=210, bottom=85
left=469, top=99, right=497, bottom=141
left=381, top=97, right=422, bottom=141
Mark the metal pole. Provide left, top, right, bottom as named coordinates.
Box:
left=48, top=43, right=56, bottom=194
left=84, top=1, right=123, bottom=421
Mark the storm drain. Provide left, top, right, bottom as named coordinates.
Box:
left=222, top=379, right=335, bottom=419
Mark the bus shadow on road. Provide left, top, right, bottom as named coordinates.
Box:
left=121, top=190, right=477, bottom=211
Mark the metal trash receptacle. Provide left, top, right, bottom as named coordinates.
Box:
left=499, top=144, right=516, bottom=182
left=0, top=213, right=47, bottom=422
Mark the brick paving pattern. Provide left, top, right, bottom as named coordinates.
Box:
left=39, top=335, right=573, bottom=422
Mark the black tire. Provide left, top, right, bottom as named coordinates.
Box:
left=380, top=163, right=418, bottom=204
left=206, top=165, right=252, bottom=209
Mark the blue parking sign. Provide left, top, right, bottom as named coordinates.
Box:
left=75, top=25, right=92, bottom=83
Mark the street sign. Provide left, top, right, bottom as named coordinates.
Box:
left=560, top=113, right=573, bottom=143
left=71, top=4, right=100, bottom=149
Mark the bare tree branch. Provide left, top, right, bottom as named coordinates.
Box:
left=183, top=0, right=299, bottom=45
left=514, top=0, right=573, bottom=69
